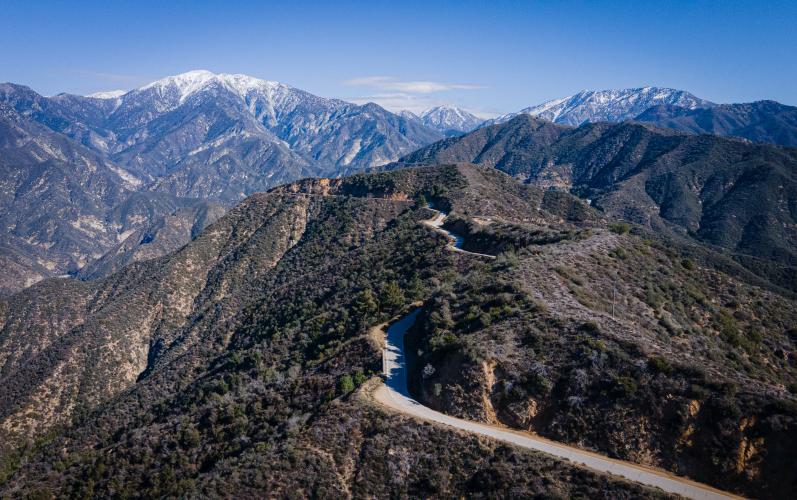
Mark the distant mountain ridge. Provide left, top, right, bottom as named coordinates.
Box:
left=478, top=87, right=797, bottom=147
left=3, top=74, right=796, bottom=296
left=634, top=100, right=797, bottom=147
left=0, top=98, right=224, bottom=295
left=483, top=87, right=714, bottom=127
left=417, top=105, right=483, bottom=135
left=0, top=71, right=445, bottom=293
left=2, top=70, right=443, bottom=201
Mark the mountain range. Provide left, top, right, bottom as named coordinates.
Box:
left=478, top=87, right=797, bottom=148
left=2, top=74, right=797, bottom=300
left=3, top=67, right=797, bottom=498
left=1, top=164, right=795, bottom=498
left=394, top=114, right=797, bottom=292
left=635, top=100, right=797, bottom=147
left=2, top=70, right=442, bottom=199
left=483, top=87, right=714, bottom=127
left=0, top=71, right=444, bottom=293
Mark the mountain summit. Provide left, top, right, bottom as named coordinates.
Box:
left=0, top=71, right=444, bottom=293
left=419, top=105, right=483, bottom=135
left=485, top=87, right=713, bottom=126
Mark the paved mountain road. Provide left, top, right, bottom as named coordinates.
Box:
left=422, top=206, right=495, bottom=259
left=372, top=210, right=740, bottom=500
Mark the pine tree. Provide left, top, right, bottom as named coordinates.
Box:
left=353, top=288, right=378, bottom=324
left=381, top=281, right=405, bottom=313
left=408, top=274, right=425, bottom=300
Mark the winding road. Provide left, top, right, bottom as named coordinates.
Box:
left=421, top=205, right=495, bottom=259
left=372, top=209, right=740, bottom=500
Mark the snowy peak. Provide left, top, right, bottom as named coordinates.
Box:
left=88, top=90, right=127, bottom=99
left=139, top=69, right=217, bottom=99
left=419, top=105, right=482, bottom=134
left=137, top=70, right=287, bottom=104
left=398, top=110, right=419, bottom=120
left=487, top=87, right=715, bottom=127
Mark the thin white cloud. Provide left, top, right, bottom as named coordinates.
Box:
left=71, top=69, right=150, bottom=85
left=347, top=92, right=497, bottom=118
left=343, top=75, right=493, bottom=117
left=344, top=76, right=485, bottom=94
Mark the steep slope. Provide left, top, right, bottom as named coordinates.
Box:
left=106, top=77, right=317, bottom=199
left=397, top=114, right=572, bottom=183
left=635, top=100, right=797, bottom=147
left=0, top=72, right=443, bottom=293
left=0, top=165, right=665, bottom=498
left=76, top=198, right=226, bottom=279
left=484, top=87, right=713, bottom=127
left=395, top=115, right=797, bottom=291
left=1, top=71, right=443, bottom=202
left=405, top=189, right=797, bottom=497
left=0, top=102, right=219, bottom=294
left=1, top=165, right=794, bottom=497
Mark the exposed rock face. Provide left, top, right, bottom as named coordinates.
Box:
left=76, top=200, right=227, bottom=280
left=0, top=100, right=222, bottom=295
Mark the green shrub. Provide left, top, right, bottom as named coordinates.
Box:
left=337, top=375, right=355, bottom=395
left=616, top=376, right=638, bottom=397
left=609, top=222, right=631, bottom=235
left=647, top=356, right=672, bottom=374
left=179, top=427, right=201, bottom=449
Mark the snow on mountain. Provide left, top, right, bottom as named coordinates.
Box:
left=88, top=90, right=127, bottom=99
left=398, top=110, right=420, bottom=120
left=137, top=69, right=294, bottom=106
left=483, top=87, right=715, bottom=127
left=419, top=105, right=483, bottom=134
left=3, top=70, right=442, bottom=202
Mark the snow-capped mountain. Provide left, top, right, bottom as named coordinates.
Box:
left=483, top=87, right=714, bottom=127
left=418, top=105, right=483, bottom=135
left=398, top=110, right=420, bottom=121
left=87, top=90, right=127, bottom=99
left=0, top=71, right=443, bottom=292
left=6, top=70, right=442, bottom=201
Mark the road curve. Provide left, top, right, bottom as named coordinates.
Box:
left=373, top=310, right=740, bottom=500
left=421, top=206, right=495, bottom=259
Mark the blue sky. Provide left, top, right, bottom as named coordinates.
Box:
left=1, top=0, right=795, bottom=116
